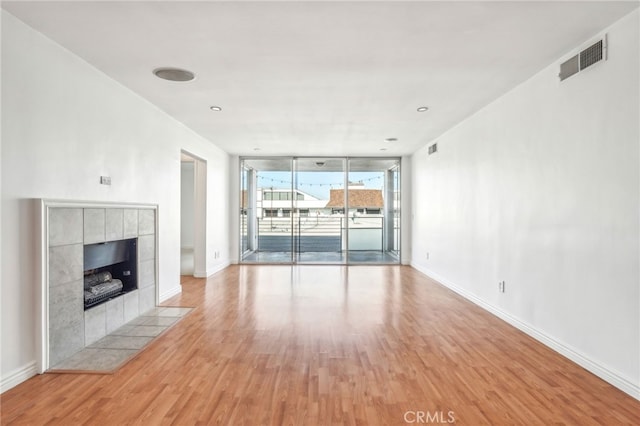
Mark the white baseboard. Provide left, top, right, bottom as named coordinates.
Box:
left=195, top=261, right=230, bottom=278
left=1, top=361, right=37, bottom=394
left=193, top=270, right=208, bottom=278
left=411, top=261, right=640, bottom=401
left=159, top=284, right=182, bottom=303
left=208, top=261, right=230, bottom=276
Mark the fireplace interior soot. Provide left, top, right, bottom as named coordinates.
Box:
left=83, top=238, right=137, bottom=309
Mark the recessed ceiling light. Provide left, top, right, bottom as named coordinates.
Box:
left=417, top=106, right=429, bottom=112
left=153, top=67, right=195, bottom=82
left=385, top=138, right=398, bottom=143
left=210, top=106, right=222, bottom=111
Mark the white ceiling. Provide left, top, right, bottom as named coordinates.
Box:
left=3, top=1, right=637, bottom=156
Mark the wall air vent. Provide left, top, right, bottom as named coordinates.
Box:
left=580, top=40, right=603, bottom=70
left=428, top=143, right=438, bottom=155
left=559, top=55, right=579, bottom=81
left=559, top=35, right=607, bottom=81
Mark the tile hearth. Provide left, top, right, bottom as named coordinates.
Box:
left=49, top=307, right=192, bottom=373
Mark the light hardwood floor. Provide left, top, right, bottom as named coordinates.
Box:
left=2, top=265, right=639, bottom=425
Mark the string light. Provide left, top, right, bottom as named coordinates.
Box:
left=256, top=175, right=382, bottom=187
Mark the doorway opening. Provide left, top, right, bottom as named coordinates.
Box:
left=181, top=151, right=207, bottom=276
left=240, top=157, right=400, bottom=264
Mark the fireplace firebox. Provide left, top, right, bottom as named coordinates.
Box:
left=83, top=238, right=137, bottom=309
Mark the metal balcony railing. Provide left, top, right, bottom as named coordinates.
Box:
left=242, top=214, right=400, bottom=255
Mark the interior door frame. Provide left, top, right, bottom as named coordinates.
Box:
left=181, top=150, right=207, bottom=277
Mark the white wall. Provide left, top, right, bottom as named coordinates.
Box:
left=412, top=10, right=639, bottom=398
left=180, top=162, right=195, bottom=249
left=1, top=12, right=230, bottom=391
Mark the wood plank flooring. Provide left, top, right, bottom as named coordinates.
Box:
left=2, top=265, right=639, bottom=425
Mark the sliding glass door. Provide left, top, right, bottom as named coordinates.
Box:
left=240, top=157, right=400, bottom=265
left=241, top=158, right=294, bottom=263
left=346, top=158, right=400, bottom=264
left=293, top=158, right=346, bottom=264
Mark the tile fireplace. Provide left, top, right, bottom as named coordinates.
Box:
left=41, top=201, right=158, bottom=369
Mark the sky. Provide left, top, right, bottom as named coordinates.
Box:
left=256, top=171, right=383, bottom=199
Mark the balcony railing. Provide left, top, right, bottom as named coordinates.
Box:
left=241, top=213, right=400, bottom=255
left=248, top=215, right=389, bottom=252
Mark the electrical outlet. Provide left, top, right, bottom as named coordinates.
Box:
left=426, top=252, right=430, bottom=260
left=498, top=281, right=506, bottom=293
left=99, top=176, right=111, bottom=185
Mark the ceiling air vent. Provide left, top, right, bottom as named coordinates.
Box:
left=559, top=35, right=607, bottom=81
left=428, top=143, right=438, bottom=155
